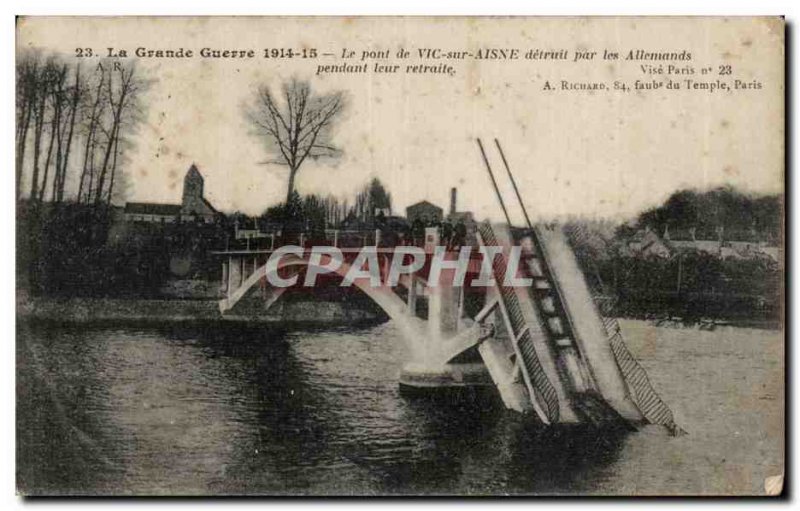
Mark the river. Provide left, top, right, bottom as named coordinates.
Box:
left=16, top=319, right=783, bottom=495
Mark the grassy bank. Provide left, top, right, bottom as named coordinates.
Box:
left=16, top=292, right=387, bottom=327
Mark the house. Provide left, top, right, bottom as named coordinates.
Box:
left=626, top=224, right=781, bottom=262
left=626, top=228, right=672, bottom=258
left=123, top=202, right=182, bottom=223
left=664, top=227, right=721, bottom=256
left=124, top=164, right=219, bottom=223
left=406, top=200, right=443, bottom=225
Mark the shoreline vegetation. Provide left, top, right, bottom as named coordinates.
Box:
left=16, top=291, right=388, bottom=328
left=16, top=291, right=780, bottom=331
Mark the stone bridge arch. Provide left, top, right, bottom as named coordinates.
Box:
left=219, top=254, right=429, bottom=351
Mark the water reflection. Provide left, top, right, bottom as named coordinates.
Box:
left=18, top=320, right=626, bottom=495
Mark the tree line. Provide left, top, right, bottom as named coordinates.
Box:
left=618, top=186, right=782, bottom=242
left=16, top=50, right=148, bottom=207
left=230, top=177, right=394, bottom=236
left=566, top=187, right=783, bottom=326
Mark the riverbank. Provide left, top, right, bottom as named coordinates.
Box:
left=16, top=293, right=387, bottom=327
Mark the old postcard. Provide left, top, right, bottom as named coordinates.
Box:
left=15, top=16, right=784, bottom=496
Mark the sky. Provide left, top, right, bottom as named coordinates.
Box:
left=16, top=17, right=784, bottom=223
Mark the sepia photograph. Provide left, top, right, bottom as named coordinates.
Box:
left=14, top=15, right=784, bottom=497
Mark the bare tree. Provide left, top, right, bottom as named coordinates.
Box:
left=17, top=50, right=148, bottom=207
left=28, top=59, right=57, bottom=203
left=43, top=63, right=67, bottom=203
left=54, top=63, right=82, bottom=203
left=105, top=124, right=123, bottom=204
left=247, top=78, right=346, bottom=203
left=16, top=52, right=39, bottom=200
left=77, top=67, right=106, bottom=204
left=93, top=63, right=146, bottom=206
left=69, top=61, right=146, bottom=206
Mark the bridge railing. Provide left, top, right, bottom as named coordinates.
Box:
left=224, top=227, right=465, bottom=253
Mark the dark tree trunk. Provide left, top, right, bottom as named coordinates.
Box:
left=79, top=69, right=103, bottom=203
left=87, top=136, right=97, bottom=204
left=52, top=107, right=64, bottom=203
left=59, top=67, right=80, bottom=202
left=79, top=123, right=96, bottom=204
left=38, top=102, right=58, bottom=203
left=106, top=132, right=121, bottom=204
left=95, top=70, right=130, bottom=206
left=95, top=122, right=119, bottom=205
left=16, top=90, right=34, bottom=201
left=286, top=167, right=298, bottom=203
left=30, top=89, right=47, bottom=203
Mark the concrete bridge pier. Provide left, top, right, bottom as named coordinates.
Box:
left=398, top=228, right=493, bottom=397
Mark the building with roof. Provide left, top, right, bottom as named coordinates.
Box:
left=124, top=164, right=219, bottom=224
left=625, top=225, right=780, bottom=262
left=626, top=228, right=672, bottom=258
left=406, top=200, right=443, bottom=225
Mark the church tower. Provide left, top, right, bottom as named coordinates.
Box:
left=180, top=164, right=218, bottom=221
left=182, top=164, right=204, bottom=208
